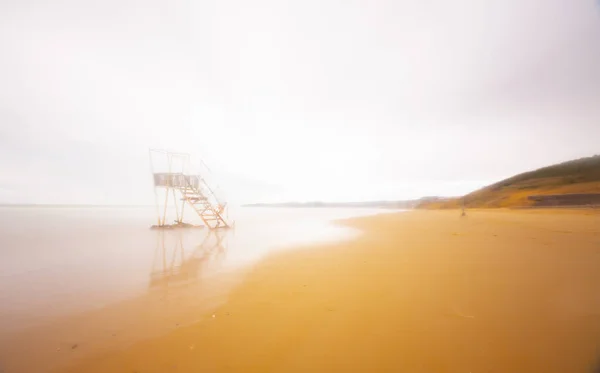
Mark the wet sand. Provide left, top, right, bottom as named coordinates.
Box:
left=5, top=209, right=600, bottom=372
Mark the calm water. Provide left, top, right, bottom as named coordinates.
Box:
left=0, top=206, right=392, bottom=334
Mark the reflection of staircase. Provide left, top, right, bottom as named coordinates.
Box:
left=180, top=175, right=229, bottom=230
left=150, top=229, right=228, bottom=288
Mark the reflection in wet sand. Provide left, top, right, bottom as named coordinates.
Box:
left=150, top=229, right=229, bottom=288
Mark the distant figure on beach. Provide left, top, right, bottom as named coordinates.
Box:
left=461, top=198, right=467, bottom=217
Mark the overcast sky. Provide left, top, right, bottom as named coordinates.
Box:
left=1, top=0, right=599, bottom=204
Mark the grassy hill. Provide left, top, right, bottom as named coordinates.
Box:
left=419, top=155, right=600, bottom=209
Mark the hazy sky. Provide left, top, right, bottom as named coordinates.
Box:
left=1, top=0, right=600, bottom=204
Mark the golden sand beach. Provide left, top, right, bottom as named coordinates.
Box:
left=5, top=209, right=600, bottom=373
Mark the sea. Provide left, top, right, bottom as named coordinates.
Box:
left=0, top=206, right=392, bottom=335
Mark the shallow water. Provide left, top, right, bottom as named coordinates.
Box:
left=0, top=206, right=393, bottom=334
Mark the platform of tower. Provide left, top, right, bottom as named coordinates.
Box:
left=149, top=150, right=232, bottom=230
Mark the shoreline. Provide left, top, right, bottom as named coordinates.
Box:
left=0, top=209, right=379, bottom=373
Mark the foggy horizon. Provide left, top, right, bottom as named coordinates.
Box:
left=2, top=0, right=600, bottom=205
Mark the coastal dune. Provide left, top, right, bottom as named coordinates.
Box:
left=48, top=210, right=600, bottom=372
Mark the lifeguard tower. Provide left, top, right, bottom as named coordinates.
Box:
left=149, top=149, right=232, bottom=230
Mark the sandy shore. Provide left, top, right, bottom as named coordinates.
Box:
left=5, top=209, right=600, bottom=372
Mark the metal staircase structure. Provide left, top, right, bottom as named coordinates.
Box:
left=149, top=149, right=232, bottom=230
left=180, top=174, right=229, bottom=229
